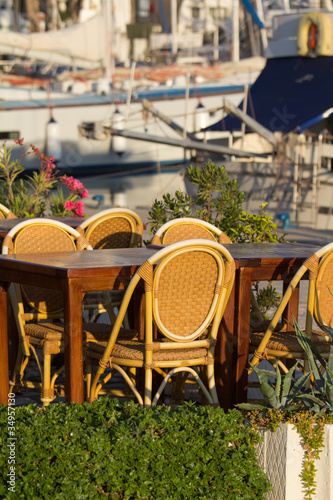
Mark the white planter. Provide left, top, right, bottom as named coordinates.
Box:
left=256, top=423, right=333, bottom=500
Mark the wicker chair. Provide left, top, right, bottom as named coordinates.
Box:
left=0, top=203, right=16, bottom=220
left=86, top=239, right=235, bottom=407
left=249, top=242, right=333, bottom=374
left=76, top=208, right=143, bottom=249
left=3, top=219, right=113, bottom=406
left=76, top=208, right=144, bottom=324
left=151, top=218, right=232, bottom=245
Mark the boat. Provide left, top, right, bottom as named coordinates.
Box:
left=0, top=54, right=265, bottom=172
left=0, top=0, right=266, bottom=174
left=0, top=63, right=262, bottom=175
left=197, top=4, right=333, bottom=230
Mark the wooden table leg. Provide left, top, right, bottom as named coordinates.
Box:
left=234, top=267, right=252, bottom=405
left=215, top=283, right=236, bottom=410
left=0, top=283, right=9, bottom=405
left=7, top=295, right=18, bottom=378
left=63, top=278, right=84, bottom=403
left=283, top=279, right=300, bottom=328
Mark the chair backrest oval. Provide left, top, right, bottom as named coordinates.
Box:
left=314, top=249, right=333, bottom=329
left=77, top=208, right=143, bottom=249
left=137, top=239, right=235, bottom=342
left=153, top=248, right=220, bottom=341
left=151, top=218, right=232, bottom=245
left=14, top=224, right=78, bottom=253
left=0, top=203, right=16, bottom=220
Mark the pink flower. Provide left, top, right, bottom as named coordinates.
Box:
left=46, top=161, right=55, bottom=170
left=74, top=207, right=85, bottom=217
left=14, top=138, right=24, bottom=145
left=64, top=200, right=75, bottom=211
left=71, top=179, right=84, bottom=191
left=80, top=189, right=89, bottom=199
left=76, top=200, right=84, bottom=208
left=63, top=176, right=74, bottom=187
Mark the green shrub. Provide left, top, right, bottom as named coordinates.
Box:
left=0, top=399, right=270, bottom=499
left=147, top=162, right=286, bottom=244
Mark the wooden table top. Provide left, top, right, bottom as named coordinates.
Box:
left=0, top=247, right=157, bottom=279
left=0, top=242, right=320, bottom=265
left=0, top=242, right=321, bottom=281
left=147, top=242, right=321, bottom=264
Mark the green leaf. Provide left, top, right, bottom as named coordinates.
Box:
left=280, top=363, right=298, bottom=406
left=251, top=364, right=279, bottom=409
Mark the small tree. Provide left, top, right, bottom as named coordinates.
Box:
left=148, top=162, right=286, bottom=244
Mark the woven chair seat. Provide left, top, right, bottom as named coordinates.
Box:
left=87, top=339, right=209, bottom=362
left=25, top=322, right=138, bottom=342
left=250, top=329, right=332, bottom=353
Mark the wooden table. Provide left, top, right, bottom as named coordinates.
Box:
left=0, top=242, right=320, bottom=407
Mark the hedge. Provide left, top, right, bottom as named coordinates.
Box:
left=0, top=398, right=270, bottom=499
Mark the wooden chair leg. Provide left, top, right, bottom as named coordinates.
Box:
left=206, top=364, right=219, bottom=405
left=41, top=353, right=53, bottom=406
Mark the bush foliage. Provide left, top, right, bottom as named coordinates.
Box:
left=0, top=399, right=270, bottom=499
left=148, top=162, right=286, bottom=244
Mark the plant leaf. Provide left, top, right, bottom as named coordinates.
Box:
left=251, top=364, right=279, bottom=409
left=280, top=363, right=298, bottom=407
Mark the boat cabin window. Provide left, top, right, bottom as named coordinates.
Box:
left=0, top=132, right=20, bottom=140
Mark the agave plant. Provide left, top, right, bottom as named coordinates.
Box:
left=238, top=361, right=311, bottom=411
left=238, top=319, right=333, bottom=414
left=294, top=320, right=333, bottom=413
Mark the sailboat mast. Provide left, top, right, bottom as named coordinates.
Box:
left=103, top=0, right=113, bottom=81
left=171, top=0, right=178, bottom=56
left=232, top=0, right=240, bottom=62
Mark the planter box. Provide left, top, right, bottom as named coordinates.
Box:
left=256, top=423, right=333, bottom=499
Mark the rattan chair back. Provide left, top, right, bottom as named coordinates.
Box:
left=152, top=246, right=224, bottom=341
left=0, top=203, right=16, bottom=220
left=76, top=208, right=143, bottom=249
left=151, top=218, right=232, bottom=245
left=314, top=248, right=333, bottom=329
left=2, top=219, right=92, bottom=315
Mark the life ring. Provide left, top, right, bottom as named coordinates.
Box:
left=297, top=12, right=332, bottom=56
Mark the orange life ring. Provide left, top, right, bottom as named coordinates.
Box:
left=297, top=12, right=332, bottom=56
